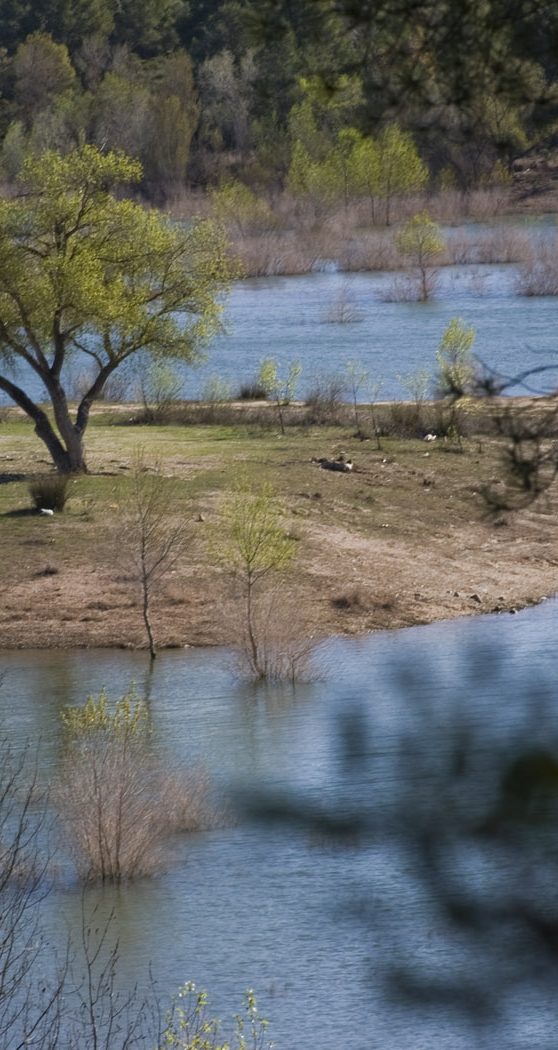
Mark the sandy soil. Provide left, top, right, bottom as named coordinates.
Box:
left=1, top=487, right=555, bottom=652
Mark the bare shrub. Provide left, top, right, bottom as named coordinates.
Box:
left=305, top=372, right=348, bottom=424
left=56, top=690, right=214, bottom=882
left=335, top=228, right=401, bottom=272
left=234, top=230, right=319, bottom=276
left=34, top=564, right=59, bottom=577
left=28, top=473, right=70, bottom=511
left=0, top=740, right=64, bottom=1050
left=135, top=360, right=184, bottom=423
left=227, top=587, right=316, bottom=683
left=383, top=272, right=426, bottom=302
left=201, top=374, right=232, bottom=403
left=119, top=452, right=190, bottom=659
left=322, top=281, right=363, bottom=323
left=516, top=238, right=558, bottom=296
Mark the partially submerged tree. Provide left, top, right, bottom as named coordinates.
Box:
left=216, top=478, right=304, bottom=680
left=0, top=145, right=233, bottom=473
left=396, top=211, right=445, bottom=301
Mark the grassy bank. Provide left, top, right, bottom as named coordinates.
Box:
left=1, top=402, right=557, bottom=652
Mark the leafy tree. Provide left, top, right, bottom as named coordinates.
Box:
left=36, top=0, right=114, bottom=53
left=0, top=118, right=26, bottom=177
left=376, top=125, right=429, bottom=225
left=13, top=31, right=77, bottom=129
left=303, top=127, right=363, bottom=207
left=246, top=0, right=558, bottom=146
left=349, top=130, right=381, bottom=220
left=345, top=358, right=368, bottom=434
left=111, top=0, right=185, bottom=57
left=209, top=178, right=275, bottom=235
left=436, top=317, right=476, bottom=398
left=197, top=48, right=256, bottom=160
left=0, top=145, right=233, bottom=473
left=142, top=51, right=199, bottom=199
left=396, top=211, right=445, bottom=301
left=88, top=71, right=151, bottom=158
left=257, top=357, right=301, bottom=434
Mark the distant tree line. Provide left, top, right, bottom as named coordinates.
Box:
left=0, top=0, right=556, bottom=200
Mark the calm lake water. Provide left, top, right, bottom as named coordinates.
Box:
left=196, top=263, right=558, bottom=401
left=2, top=601, right=558, bottom=1049
left=5, top=258, right=558, bottom=406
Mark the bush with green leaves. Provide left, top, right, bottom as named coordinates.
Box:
left=435, top=317, right=476, bottom=447
left=161, top=984, right=272, bottom=1050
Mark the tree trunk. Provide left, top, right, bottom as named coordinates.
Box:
left=0, top=374, right=87, bottom=473
left=141, top=580, right=156, bottom=661
left=44, top=378, right=88, bottom=473
left=246, top=578, right=261, bottom=677
left=36, top=418, right=86, bottom=473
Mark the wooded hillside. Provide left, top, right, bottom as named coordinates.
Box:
left=0, top=0, right=557, bottom=200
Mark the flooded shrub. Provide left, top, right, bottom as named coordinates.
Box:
left=28, top=473, right=70, bottom=511
left=215, top=478, right=315, bottom=682
left=322, top=281, right=363, bottom=323
left=516, top=240, right=558, bottom=296
left=383, top=271, right=427, bottom=302
left=229, top=588, right=316, bottom=683
left=56, top=690, right=214, bottom=882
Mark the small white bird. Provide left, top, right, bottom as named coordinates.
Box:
left=424, top=433, right=437, bottom=442
left=40, top=508, right=54, bottom=516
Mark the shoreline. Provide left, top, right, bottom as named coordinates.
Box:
left=1, top=536, right=554, bottom=653
left=0, top=591, right=550, bottom=655
left=2, top=415, right=558, bottom=657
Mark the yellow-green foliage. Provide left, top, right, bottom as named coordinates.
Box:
left=287, top=119, right=428, bottom=218
left=218, top=478, right=296, bottom=583
left=61, top=687, right=149, bottom=741
left=0, top=144, right=235, bottom=472
left=209, top=180, right=276, bottom=235
left=161, top=984, right=272, bottom=1050
left=0, top=145, right=234, bottom=358
left=257, top=358, right=301, bottom=434
left=436, top=317, right=476, bottom=396
left=397, top=211, right=445, bottom=260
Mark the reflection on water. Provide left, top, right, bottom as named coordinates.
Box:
left=2, top=600, right=558, bottom=1049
